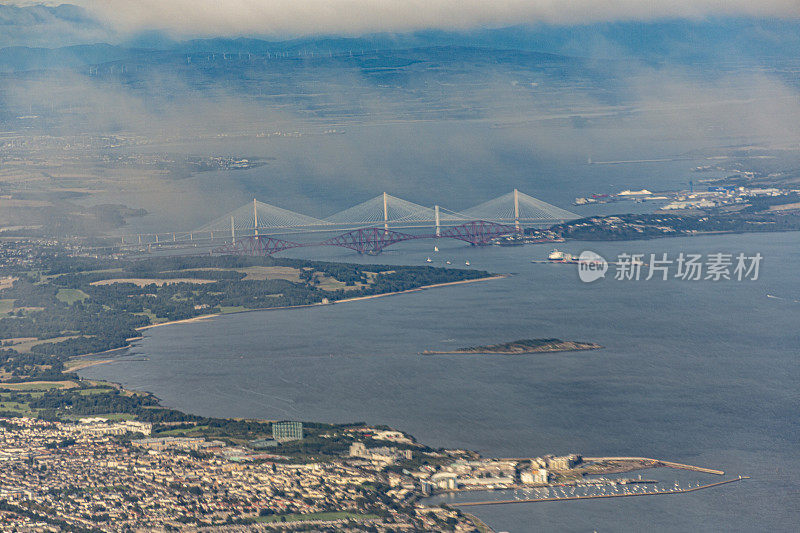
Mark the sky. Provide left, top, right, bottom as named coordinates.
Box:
left=4, top=1, right=800, bottom=40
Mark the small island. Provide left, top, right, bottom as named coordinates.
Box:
left=421, top=338, right=602, bottom=355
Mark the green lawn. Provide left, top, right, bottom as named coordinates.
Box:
left=0, top=401, right=35, bottom=415
left=133, top=310, right=166, bottom=323
left=218, top=306, right=249, bottom=314
left=0, top=381, right=77, bottom=391
left=157, top=425, right=210, bottom=436
left=255, top=511, right=377, bottom=524
left=77, top=387, right=115, bottom=396
left=11, top=335, right=84, bottom=354
left=0, top=298, right=14, bottom=315
left=56, top=289, right=90, bottom=304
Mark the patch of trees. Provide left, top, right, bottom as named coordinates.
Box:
left=2, top=255, right=490, bottom=369
left=29, top=389, right=159, bottom=414
left=0, top=348, right=76, bottom=380
left=0, top=301, right=146, bottom=343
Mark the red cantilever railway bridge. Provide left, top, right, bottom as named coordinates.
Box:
left=212, top=221, right=520, bottom=256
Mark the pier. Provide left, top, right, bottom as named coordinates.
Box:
left=581, top=456, right=726, bottom=475
left=501, top=456, right=726, bottom=475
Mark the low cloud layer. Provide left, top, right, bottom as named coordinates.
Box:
left=9, top=1, right=800, bottom=40
left=4, top=50, right=799, bottom=228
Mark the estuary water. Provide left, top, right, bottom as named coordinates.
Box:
left=81, top=231, right=800, bottom=532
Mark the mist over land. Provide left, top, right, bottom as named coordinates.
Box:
left=0, top=4, right=798, bottom=236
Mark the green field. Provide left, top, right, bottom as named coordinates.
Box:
left=77, top=387, right=115, bottom=396
left=56, top=288, right=90, bottom=304
left=0, top=381, right=77, bottom=391
left=0, top=401, right=35, bottom=415
left=255, top=511, right=377, bottom=524
left=0, top=298, right=14, bottom=315
left=10, top=335, right=85, bottom=354
left=218, top=306, right=249, bottom=314
left=133, top=310, right=164, bottom=323
left=157, top=425, right=210, bottom=436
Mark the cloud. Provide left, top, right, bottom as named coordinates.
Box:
left=30, top=1, right=800, bottom=39
left=0, top=3, right=114, bottom=48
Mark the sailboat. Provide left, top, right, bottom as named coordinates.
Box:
left=465, top=260, right=470, bottom=266
left=425, top=257, right=432, bottom=263
left=434, top=245, right=439, bottom=252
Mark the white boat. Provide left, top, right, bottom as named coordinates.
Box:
left=465, top=260, right=470, bottom=266
left=547, top=249, right=575, bottom=262
left=445, top=260, right=451, bottom=265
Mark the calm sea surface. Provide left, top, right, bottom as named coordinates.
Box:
left=82, top=230, right=800, bottom=532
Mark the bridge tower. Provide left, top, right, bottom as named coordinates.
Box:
left=253, top=198, right=259, bottom=236
left=514, top=188, right=520, bottom=232
left=383, top=192, right=389, bottom=232
left=435, top=205, right=441, bottom=237
left=230, top=215, right=235, bottom=244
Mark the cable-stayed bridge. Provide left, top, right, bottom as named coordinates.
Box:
left=198, top=200, right=329, bottom=233
left=462, top=190, right=578, bottom=226
left=324, top=193, right=470, bottom=229
left=120, top=190, right=578, bottom=255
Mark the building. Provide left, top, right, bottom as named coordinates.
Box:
left=76, top=419, right=152, bottom=436
left=430, top=472, right=458, bottom=490
left=133, top=437, right=224, bottom=450
left=272, top=421, right=303, bottom=442
left=349, top=442, right=367, bottom=457
left=459, top=476, right=515, bottom=487
left=533, top=454, right=581, bottom=471
left=348, top=442, right=412, bottom=463
left=547, top=454, right=582, bottom=470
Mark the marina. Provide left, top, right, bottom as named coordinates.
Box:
left=453, top=477, right=750, bottom=507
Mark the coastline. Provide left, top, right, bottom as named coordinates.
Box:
left=69, top=274, right=508, bottom=368
left=136, top=274, right=508, bottom=332
left=63, top=358, right=113, bottom=373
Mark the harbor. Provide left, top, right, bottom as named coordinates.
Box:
left=453, top=477, right=750, bottom=507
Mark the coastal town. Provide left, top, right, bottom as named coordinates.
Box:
left=0, top=416, right=486, bottom=531
left=0, top=413, right=737, bottom=532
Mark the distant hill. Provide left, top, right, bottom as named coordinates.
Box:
left=161, top=19, right=800, bottom=63
left=0, top=7, right=797, bottom=73
left=0, top=44, right=143, bottom=73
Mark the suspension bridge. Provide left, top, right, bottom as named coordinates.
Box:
left=120, top=190, right=578, bottom=256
